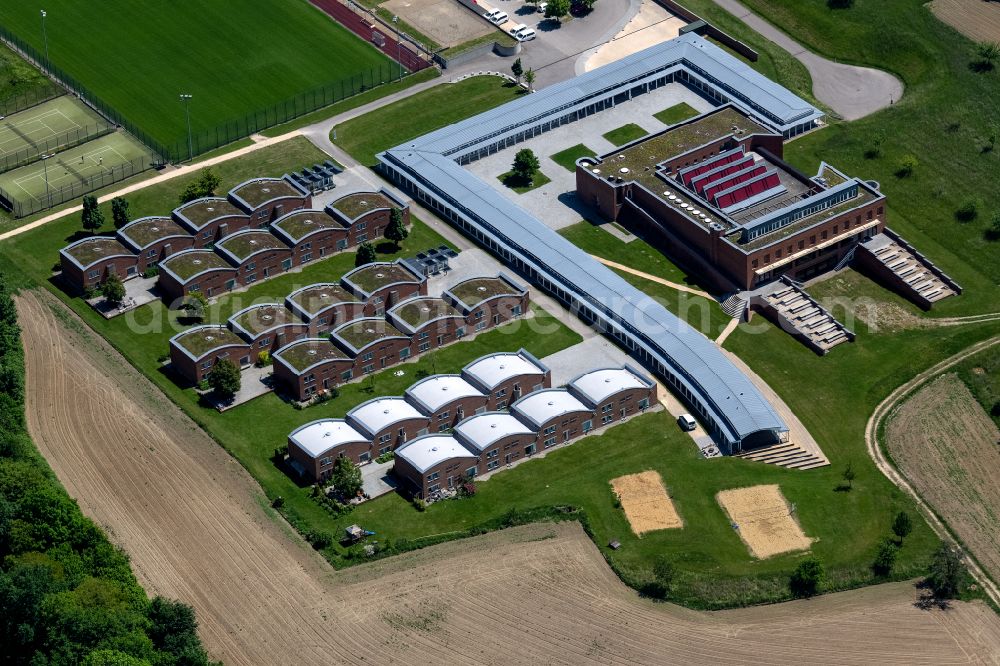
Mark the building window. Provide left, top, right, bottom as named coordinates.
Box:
left=456, top=327, right=465, bottom=337
left=419, top=342, right=430, bottom=352
left=638, top=398, right=649, bottom=409
left=582, top=420, right=593, bottom=432
left=379, top=445, right=391, bottom=455
left=543, top=425, right=556, bottom=435
left=427, top=472, right=439, bottom=481
left=304, top=373, right=315, bottom=384
left=320, top=457, right=332, bottom=467
left=362, top=352, right=374, bottom=362
left=88, top=269, right=100, bottom=279
left=341, top=369, right=353, bottom=381
left=437, top=423, right=449, bottom=432
left=475, top=321, right=486, bottom=331
left=356, top=222, right=367, bottom=231
left=512, top=305, right=521, bottom=316
left=357, top=233, right=367, bottom=243
left=258, top=338, right=270, bottom=348
left=302, top=253, right=312, bottom=263
left=363, top=363, right=375, bottom=374
left=486, top=460, right=499, bottom=471
left=399, top=347, right=411, bottom=359
left=474, top=310, right=484, bottom=320
left=336, top=239, right=348, bottom=250
left=418, top=331, right=429, bottom=340
left=379, top=433, right=391, bottom=444
left=246, top=262, right=256, bottom=272
left=543, top=437, right=556, bottom=448
left=496, top=400, right=506, bottom=410
left=495, top=388, right=507, bottom=398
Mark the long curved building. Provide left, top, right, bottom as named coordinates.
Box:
left=377, top=34, right=817, bottom=451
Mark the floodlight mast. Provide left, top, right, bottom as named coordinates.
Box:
left=179, top=94, right=193, bottom=161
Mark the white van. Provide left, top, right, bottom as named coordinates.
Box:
left=489, top=10, right=509, bottom=24
left=515, top=27, right=536, bottom=41
left=507, top=23, right=528, bottom=36
left=677, top=414, right=697, bottom=431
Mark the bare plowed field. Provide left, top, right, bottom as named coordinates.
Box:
left=19, top=289, right=1000, bottom=665
left=886, top=373, right=1000, bottom=585
left=931, top=0, right=1000, bottom=43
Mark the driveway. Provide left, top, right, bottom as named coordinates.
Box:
left=710, top=0, right=902, bottom=120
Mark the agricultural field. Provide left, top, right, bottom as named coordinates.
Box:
left=18, top=290, right=1000, bottom=662
left=885, top=372, right=1000, bottom=584
left=930, top=0, right=1000, bottom=43
left=0, top=1, right=397, bottom=149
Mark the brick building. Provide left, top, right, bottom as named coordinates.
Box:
left=270, top=209, right=351, bottom=265
left=285, top=283, right=366, bottom=336
left=325, top=189, right=410, bottom=246
left=227, top=303, right=308, bottom=362
left=215, top=229, right=293, bottom=285
left=169, top=324, right=251, bottom=384
left=273, top=338, right=355, bottom=400
left=346, top=397, right=430, bottom=457
left=461, top=349, right=550, bottom=411
left=386, top=297, right=467, bottom=353
left=228, top=176, right=311, bottom=225
left=404, top=374, right=488, bottom=430
left=331, top=317, right=413, bottom=375
left=287, top=419, right=371, bottom=481
left=443, top=273, right=529, bottom=333
left=59, top=236, right=139, bottom=292
left=453, top=411, right=537, bottom=472
left=510, top=388, right=594, bottom=451
left=116, top=216, right=195, bottom=274
left=341, top=260, right=427, bottom=316
left=393, top=434, right=478, bottom=499
left=172, top=198, right=249, bottom=246
left=158, top=249, right=238, bottom=302
left=567, top=366, right=656, bottom=426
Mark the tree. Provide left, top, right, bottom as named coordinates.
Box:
left=895, top=155, right=918, bottom=178
left=841, top=461, right=856, bottom=490
left=206, top=359, right=240, bottom=399
left=512, top=148, right=540, bottom=182
left=927, top=543, right=964, bottom=599
left=148, top=597, right=211, bottom=665
left=179, top=291, right=208, bottom=322
left=789, top=558, right=825, bottom=597
left=329, top=456, right=362, bottom=498
left=355, top=242, right=377, bottom=267
left=545, top=0, right=570, bottom=20
left=872, top=538, right=898, bottom=577
left=989, top=211, right=1000, bottom=240
left=81, top=195, right=104, bottom=232
left=863, top=129, right=886, bottom=159
left=649, top=556, right=675, bottom=598
left=972, top=41, right=1000, bottom=72
left=100, top=273, right=126, bottom=306
left=384, top=208, right=408, bottom=250
left=573, top=0, right=597, bottom=11
left=955, top=198, right=980, bottom=222
left=110, top=197, right=130, bottom=230
left=524, top=68, right=536, bottom=92
left=892, top=511, right=913, bottom=542
left=178, top=168, right=222, bottom=204
left=511, top=57, right=523, bottom=83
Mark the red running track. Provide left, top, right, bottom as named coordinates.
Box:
left=309, top=0, right=433, bottom=72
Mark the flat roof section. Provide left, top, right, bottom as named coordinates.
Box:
left=274, top=338, right=349, bottom=374
left=446, top=275, right=525, bottom=309
left=396, top=434, right=475, bottom=474
left=160, top=249, right=233, bottom=282
left=342, top=261, right=423, bottom=297
left=171, top=325, right=246, bottom=360
left=229, top=303, right=304, bottom=338
left=347, top=397, right=426, bottom=437
left=453, top=412, right=535, bottom=453
left=462, top=350, right=548, bottom=390
left=287, top=283, right=360, bottom=318
left=289, top=419, right=368, bottom=458
left=229, top=177, right=304, bottom=210
left=328, top=192, right=393, bottom=220
left=271, top=209, right=345, bottom=243
left=405, top=375, right=484, bottom=414
left=117, top=216, right=188, bottom=250
left=173, top=198, right=246, bottom=230
left=216, top=230, right=289, bottom=262
left=61, top=236, right=134, bottom=269
left=389, top=297, right=462, bottom=331
left=511, top=388, right=591, bottom=428
left=568, top=366, right=653, bottom=406
left=332, top=318, right=408, bottom=353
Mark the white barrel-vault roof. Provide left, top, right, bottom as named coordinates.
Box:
left=288, top=419, right=367, bottom=458
left=454, top=412, right=535, bottom=453
left=396, top=434, right=476, bottom=473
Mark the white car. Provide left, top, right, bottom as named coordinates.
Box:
left=537, top=2, right=548, bottom=12
left=507, top=23, right=528, bottom=36
left=677, top=414, right=697, bottom=432
left=483, top=8, right=501, bottom=20
left=488, top=9, right=509, bottom=24
left=515, top=27, right=536, bottom=41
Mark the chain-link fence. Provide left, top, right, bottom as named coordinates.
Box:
left=0, top=81, right=62, bottom=117
left=0, top=121, right=114, bottom=174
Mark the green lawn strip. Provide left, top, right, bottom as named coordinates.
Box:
left=602, top=123, right=650, bottom=147
left=654, top=102, right=700, bottom=126
left=259, top=69, right=440, bottom=138
left=498, top=169, right=551, bottom=193
left=0, top=42, right=53, bottom=102
left=549, top=143, right=597, bottom=172
left=333, top=77, right=524, bottom=166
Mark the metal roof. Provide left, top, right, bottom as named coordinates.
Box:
left=461, top=349, right=549, bottom=391
left=395, top=434, right=476, bottom=474
left=404, top=375, right=485, bottom=414
left=288, top=419, right=368, bottom=458
left=568, top=366, right=654, bottom=407
left=511, top=389, right=591, bottom=429
left=453, top=412, right=535, bottom=453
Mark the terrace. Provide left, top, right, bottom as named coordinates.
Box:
left=217, top=230, right=289, bottom=261
left=118, top=217, right=188, bottom=249
left=447, top=276, right=523, bottom=308
left=287, top=283, right=359, bottom=317
left=390, top=297, right=461, bottom=329
left=160, top=250, right=232, bottom=281
left=342, top=262, right=422, bottom=296
left=272, top=210, right=345, bottom=242
left=333, top=319, right=408, bottom=351
left=229, top=304, right=304, bottom=337
left=275, top=339, right=349, bottom=373
left=173, top=325, right=246, bottom=358
left=230, top=177, right=303, bottom=209
left=62, top=236, right=133, bottom=268
left=329, top=192, right=393, bottom=220
left=174, top=198, right=245, bottom=229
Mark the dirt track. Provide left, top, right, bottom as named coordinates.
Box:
left=19, top=289, right=1000, bottom=665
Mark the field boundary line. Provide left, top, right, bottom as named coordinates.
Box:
left=865, top=335, right=1000, bottom=607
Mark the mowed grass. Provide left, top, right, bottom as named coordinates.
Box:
left=0, top=95, right=105, bottom=160
left=332, top=77, right=524, bottom=165
left=0, top=42, right=53, bottom=103
left=498, top=169, right=551, bottom=193
left=602, top=123, right=650, bottom=146
left=654, top=102, right=700, bottom=126
left=549, top=143, right=597, bottom=172
left=0, top=1, right=395, bottom=148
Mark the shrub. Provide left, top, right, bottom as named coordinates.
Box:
left=271, top=496, right=285, bottom=509
left=143, top=266, right=159, bottom=279
left=872, top=538, right=898, bottom=577
left=256, top=350, right=271, bottom=367
left=375, top=450, right=395, bottom=464
left=827, top=0, right=853, bottom=7
left=955, top=198, right=980, bottom=222
left=789, top=558, right=825, bottom=597
left=306, top=530, right=333, bottom=550
left=412, top=497, right=427, bottom=512
left=895, top=155, right=918, bottom=178
left=927, top=543, right=964, bottom=598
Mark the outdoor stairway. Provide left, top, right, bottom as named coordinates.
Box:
left=762, top=281, right=852, bottom=353
left=735, top=441, right=829, bottom=470
left=720, top=293, right=749, bottom=319
left=857, top=232, right=959, bottom=307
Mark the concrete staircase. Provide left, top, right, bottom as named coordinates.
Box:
left=735, top=441, right=829, bottom=470
left=762, top=281, right=853, bottom=353
left=857, top=233, right=958, bottom=307
left=720, top=292, right=749, bottom=319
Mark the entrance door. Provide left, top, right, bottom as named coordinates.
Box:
left=620, top=407, right=627, bottom=419
left=504, top=453, right=512, bottom=464
left=563, top=430, right=571, bottom=442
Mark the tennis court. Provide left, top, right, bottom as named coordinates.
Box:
left=0, top=131, right=150, bottom=203
left=0, top=95, right=105, bottom=160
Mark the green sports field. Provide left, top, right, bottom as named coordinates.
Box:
left=0, top=95, right=107, bottom=166
left=0, top=1, right=396, bottom=151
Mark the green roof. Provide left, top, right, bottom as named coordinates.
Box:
left=329, top=192, right=392, bottom=220
left=344, top=262, right=420, bottom=295
left=161, top=250, right=233, bottom=281
left=276, top=339, right=349, bottom=373
left=173, top=326, right=245, bottom=358
left=229, top=304, right=304, bottom=336
left=175, top=198, right=245, bottom=228
left=391, top=297, right=461, bottom=328
left=288, top=284, right=358, bottom=316
left=63, top=236, right=133, bottom=268
left=447, top=277, right=522, bottom=307
left=273, top=210, right=344, bottom=241
left=217, top=231, right=288, bottom=261
left=119, top=217, right=188, bottom=248
left=334, top=319, right=407, bottom=351
left=230, top=178, right=302, bottom=208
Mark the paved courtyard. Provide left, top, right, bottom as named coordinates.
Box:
left=463, top=82, right=715, bottom=230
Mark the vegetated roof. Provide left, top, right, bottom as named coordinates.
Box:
left=229, top=303, right=305, bottom=337
left=446, top=275, right=524, bottom=308
left=117, top=216, right=188, bottom=249
left=287, top=283, right=359, bottom=317
left=289, top=419, right=367, bottom=458
left=332, top=318, right=408, bottom=352
left=271, top=209, right=345, bottom=243
left=395, top=434, right=475, bottom=473
left=453, top=412, right=535, bottom=452
left=174, top=197, right=246, bottom=229
left=461, top=350, right=548, bottom=390
left=511, top=389, right=591, bottom=428
left=342, top=261, right=422, bottom=296
left=405, top=375, right=485, bottom=413
left=171, top=325, right=246, bottom=359
left=161, top=249, right=233, bottom=281
left=61, top=236, right=134, bottom=268
left=217, top=230, right=289, bottom=261
left=229, top=177, right=304, bottom=209
left=329, top=192, right=393, bottom=220
left=347, top=397, right=427, bottom=437
left=275, top=339, right=349, bottom=374
left=568, top=366, right=653, bottom=406
left=389, top=297, right=462, bottom=329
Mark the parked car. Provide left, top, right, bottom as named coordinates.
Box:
left=514, top=27, right=536, bottom=41
left=488, top=10, right=509, bottom=24
left=483, top=8, right=501, bottom=20
left=677, top=414, right=697, bottom=431
left=507, top=23, right=528, bottom=36
left=537, top=2, right=548, bottom=12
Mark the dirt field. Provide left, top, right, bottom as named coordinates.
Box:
left=611, top=470, right=682, bottom=535
left=382, top=0, right=493, bottom=48
left=931, top=0, right=1000, bottom=44
left=886, top=373, right=1000, bottom=585
left=19, top=288, right=1000, bottom=665
left=717, top=485, right=813, bottom=559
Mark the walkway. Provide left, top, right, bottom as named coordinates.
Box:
left=709, top=0, right=903, bottom=120
left=590, top=255, right=712, bottom=298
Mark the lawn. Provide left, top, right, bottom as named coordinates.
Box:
left=654, top=102, right=700, bottom=126
left=602, top=123, right=650, bottom=146
left=0, top=1, right=398, bottom=155
left=333, top=77, right=525, bottom=166
left=549, top=143, right=597, bottom=172
left=0, top=42, right=54, bottom=104
left=498, top=169, right=551, bottom=193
